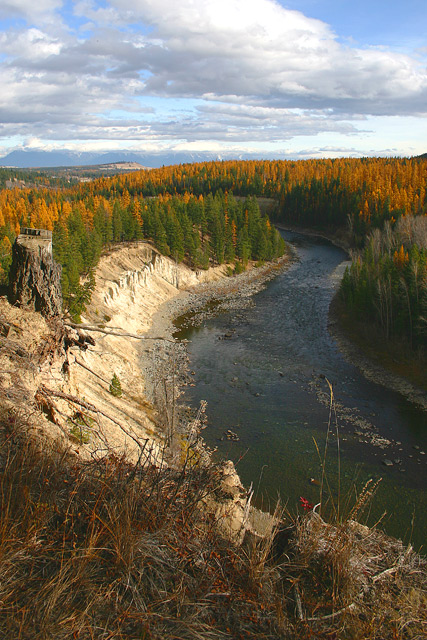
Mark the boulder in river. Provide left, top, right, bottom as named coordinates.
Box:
left=223, top=429, right=239, bottom=442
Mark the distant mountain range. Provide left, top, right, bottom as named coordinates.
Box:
left=0, top=149, right=237, bottom=169
left=2, top=149, right=424, bottom=170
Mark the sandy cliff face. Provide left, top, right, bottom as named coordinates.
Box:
left=86, top=242, right=226, bottom=328
left=1, top=242, right=227, bottom=461
left=65, top=242, right=228, bottom=457
left=79, top=242, right=278, bottom=540
left=1, top=241, right=275, bottom=541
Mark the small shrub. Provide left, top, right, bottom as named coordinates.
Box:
left=69, top=423, right=90, bottom=444
left=67, top=410, right=94, bottom=444
left=178, top=435, right=202, bottom=467
left=109, top=373, right=122, bottom=397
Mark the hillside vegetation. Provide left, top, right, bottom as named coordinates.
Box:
left=0, top=156, right=426, bottom=348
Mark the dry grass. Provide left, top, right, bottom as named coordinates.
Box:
left=287, top=512, right=426, bottom=639
left=0, top=405, right=288, bottom=639
left=0, top=404, right=425, bottom=639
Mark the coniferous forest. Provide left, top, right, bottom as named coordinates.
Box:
left=0, top=156, right=426, bottom=352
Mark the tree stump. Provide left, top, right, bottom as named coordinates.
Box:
left=8, top=229, right=62, bottom=317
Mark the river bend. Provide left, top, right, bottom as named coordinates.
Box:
left=174, top=231, right=427, bottom=549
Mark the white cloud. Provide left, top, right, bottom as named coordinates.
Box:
left=112, top=0, right=331, bottom=40
left=0, top=0, right=426, bottom=156
left=0, top=0, right=62, bottom=21
left=108, top=0, right=427, bottom=114
left=0, top=27, right=62, bottom=58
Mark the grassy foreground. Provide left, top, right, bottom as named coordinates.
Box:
left=0, top=405, right=425, bottom=639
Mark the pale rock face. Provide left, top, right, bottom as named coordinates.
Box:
left=85, top=242, right=226, bottom=336
left=99, top=247, right=217, bottom=313
left=68, top=242, right=227, bottom=461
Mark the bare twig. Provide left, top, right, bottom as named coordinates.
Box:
left=306, top=602, right=357, bottom=622
left=74, top=357, right=111, bottom=385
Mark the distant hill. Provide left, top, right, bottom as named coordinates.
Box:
left=45, top=161, right=153, bottom=177
left=0, top=149, right=229, bottom=169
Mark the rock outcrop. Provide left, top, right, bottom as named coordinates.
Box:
left=8, top=228, right=62, bottom=317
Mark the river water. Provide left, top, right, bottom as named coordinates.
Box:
left=174, top=231, right=427, bottom=550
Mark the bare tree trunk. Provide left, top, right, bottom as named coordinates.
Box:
left=9, top=237, right=62, bottom=317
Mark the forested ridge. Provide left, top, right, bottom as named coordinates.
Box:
left=0, top=157, right=426, bottom=350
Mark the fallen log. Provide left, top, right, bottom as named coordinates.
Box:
left=65, top=322, right=175, bottom=342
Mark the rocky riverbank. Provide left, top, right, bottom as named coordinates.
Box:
left=139, top=252, right=292, bottom=406
left=0, top=241, right=291, bottom=542
left=278, top=224, right=427, bottom=412
left=81, top=243, right=292, bottom=539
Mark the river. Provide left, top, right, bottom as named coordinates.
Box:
left=173, top=231, right=427, bottom=550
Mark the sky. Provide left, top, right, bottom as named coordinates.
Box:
left=0, top=0, right=426, bottom=161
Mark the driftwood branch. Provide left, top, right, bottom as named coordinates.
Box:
left=65, top=322, right=175, bottom=342
left=36, top=386, right=110, bottom=448
left=34, top=390, right=72, bottom=440
left=372, top=544, right=413, bottom=583
left=38, top=385, right=98, bottom=413
left=294, top=584, right=304, bottom=620
left=301, top=542, right=415, bottom=624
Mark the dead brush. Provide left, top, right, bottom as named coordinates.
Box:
left=289, top=511, right=427, bottom=639
left=0, top=404, right=293, bottom=639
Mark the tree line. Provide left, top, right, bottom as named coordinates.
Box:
left=0, top=179, right=285, bottom=319
left=340, top=216, right=427, bottom=350
left=0, top=157, right=426, bottom=347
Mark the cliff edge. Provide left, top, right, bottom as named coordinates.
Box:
left=1, top=240, right=266, bottom=541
